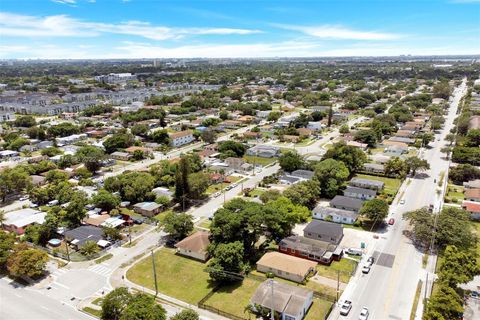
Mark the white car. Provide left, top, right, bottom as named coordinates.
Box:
left=400, top=199, right=405, bottom=205
left=339, top=300, right=352, bottom=316
left=19, top=196, right=29, bottom=201
left=361, top=265, right=371, bottom=274
left=359, top=307, right=369, bottom=320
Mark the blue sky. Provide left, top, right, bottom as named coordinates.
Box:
left=0, top=0, right=479, bottom=59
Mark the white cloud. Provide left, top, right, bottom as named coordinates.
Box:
left=0, top=12, right=261, bottom=40
left=276, top=24, right=402, bottom=40
left=51, top=0, right=77, bottom=4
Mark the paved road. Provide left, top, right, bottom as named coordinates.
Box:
left=329, top=79, right=467, bottom=320
left=0, top=277, right=94, bottom=320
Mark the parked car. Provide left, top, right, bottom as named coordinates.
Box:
left=367, top=256, right=374, bottom=266
left=19, top=195, right=29, bottom=201
left=29, top=203, right=39, bottom=208
left=388, top=218, right=395, bottom=225
left=48, top=199, right=59, bottom=206
left=359, top=307, right=369, bottom=320
left=362, top=265, right=371, bottom=274
left=400, top=199, right=405, bottom=205
left=346, top=248, right=363, bottom=256
left=339, top=300, right=352, bottom=316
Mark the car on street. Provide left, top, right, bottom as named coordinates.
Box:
left=212, top=192, right=221, bottom=198
left=29, top=203, right=38, bottom=208
left=346, top=248, right=363, bottom=256
left=400, top=199, right=405, bottom=204
left=388, top=218, right=395, bottom=225
left=359, top=307, right=369, bottom=320
left=361, top=265, right=371, bottom=274
left=339, top=300, right=352, bottom=316
left=367, top=256, right=374, bottom=266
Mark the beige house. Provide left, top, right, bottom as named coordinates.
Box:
left=256, top=252, right=317, bottom=283
left=174, top=231, right=210, bottom=262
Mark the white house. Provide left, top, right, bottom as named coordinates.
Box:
left=169, top=130, right=194, bottom=147
left=312, top=205, right=358, bottom=225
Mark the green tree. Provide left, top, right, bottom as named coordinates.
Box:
left=432, top=81, right=451, bottom=99
left=40, top=147, right=63, bottom=157
left=76, top=145, right=105, bottom=173
left=430, top=116, right=445, bottom=131
left=279, top=151, right=304, bottom=172
left=0, top=166, right=32, bottom=202
left=170, top=309, right=199, bottom=320
left=449, top=164, right=480, bottom=185
left=283, top=179, right=321, bottom=209
left=120, top=293, right=166, bottom=320
left=93, top=189, right=121, bottom=211
left=208, top=241, right=245, bottom=283
left=130, top=124, right=149, bottom=137
left=101, top=287, right=132, bottom=320
left=14, top=115, right=36, bottom=127
left=149, top=129, right=171, bottom=145
left=438, top=245, right=479, bottom=287
left=103, top=132, right=135, bottom=154
left=47, top=122, right=80, bottom=137
left=405, top=156, right=430, bottom=176
left=360, top=199, right=389, bottom=224
left=201, top=128, right=217, bottom=144
left=0, top=231, right=15, bottom=269
left=218, top=141, right=247, bottom=157
left=322, top=141, right=367, bottom=173
left=45, top=169, right=69, bottom=183
left=354, top=129, right=377, bottom=147
left=104, top=172, right=155, bottom=203
left=464, top=129, right=480, bottom=147
left=314, top=159, right=349, bottom=198
left=403, top=208, right=435, bottom=247
left=79, top=241, right=100, bottom=256
left=267, top=111, right=282, bottom=122
left=423, top=285, right=463, bottom=320
left=263, top=196, right=310, bottom=239
left=339, top=124, right=350, bottom=134
left=162, top=211, right=194, bottom=240
left=187, top=172, right=211, bottom=199
left=436, top=207, right=475, bottom=250
left=384, top=157, right=407, bottom=178
left=175, top=156, right=190, bottom=203
left=64, top=191, right=88, bottom=227
left=103, top=227, right=123, bottom=241
left=7, top=247, right=48, bottom=278
left=259, top=189, right=281, bottom=203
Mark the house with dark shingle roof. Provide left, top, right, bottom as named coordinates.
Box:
left=303, top=220, right=344, bottom=244
left=349, top=178, right=384, bottom=191
left=330, top=195, right=365, bottom=213
left=343, top=186, right=377, bottom=200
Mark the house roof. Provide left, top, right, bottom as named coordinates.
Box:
left=125, top=146, right=152, bottom=153
left=330, top=195, right=364, bottom=210
left=290, top=169, right=314, bottom=179
left=350, top=178, right=384, bottom=188
left=344, top=186, right=377, bottom=197
left=169, top=130, right=193, bottom=139
left=313, top=205, right=359, bottom=220
left=363, top=163, right=385, bottom=170
left=251, top=280, right=312, bottom=316
left=303, top=220, right=343, bottom=239
left=175, top=231, right=210, bottom=254
left=4, top=209, right=46, bottom=228
left=256, top=252, right=317, bottom=276
left=465, top=188, right=480, bottom=199
left=84, top=214, right=111, bottom=227
left=462, top=201, right=480, bottom=213
left=464, top=180, right=480, bottom=189
left=133, top=202, right=162, bottom=211
left=64, top=225, right=104, bottom=246
left=279, top=235, right=337, bottom=256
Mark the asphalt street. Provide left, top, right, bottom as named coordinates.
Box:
left=329, top=79, right=467, bottom=320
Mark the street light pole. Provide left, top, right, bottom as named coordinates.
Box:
left=151, top=250, right=158, bottom=297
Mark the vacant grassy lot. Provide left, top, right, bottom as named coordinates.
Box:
left=126, top=248, right=214, bottom=304
left=205, top=278, right=260, bottom=318
left=305, top=298, right=333, bottom=320
left=444, top=184, right=464, bottom=203
left=243, top=155, right=277, bottom=166
left=316, top=258, right=357, bottom=283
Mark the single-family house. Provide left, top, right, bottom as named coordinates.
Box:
left=169, top=130, right=195, bottom=147
left=151, top=187, right=173, bottom=200
left=279, top=175, right=302, bottom=185
left=133, top=202, right=162, bottom=217
left=290, top=170, right=315, bottom=180
left=246, top=145, right=280, bottom=158
left=303, top=220, right=344, bottom=245
left=363, top=163, right=385, bottom=174
left=256, top=252, right=317, bottom=283
left=462, top=201, right=480, bottom=220
left=0, top=150, right=19, bottom=160
left=330, top=195, right=364, bottom=213
left=349, top=178, right=384, bottom=190
left=343, top=186, right=377, bottom=200
left=3, top=208, right=46, bottom=235
left=110, top=151, right=133, bottom=161
left=250, top=280, right=313, bottom=320
left=465, top=189, right=480, bottom=202
left=307, top=121, right=324, bottom=131
left=125, top=146, right=153, bottom=157
left=312, top=205, right=358, bottom=225
left=464, top=180, right=480, bottom=189
left=64, top=225, right=105, bottom=249
left=279, top=235, right=341, bottom=265
left=174, top=231, right=210, bottom=262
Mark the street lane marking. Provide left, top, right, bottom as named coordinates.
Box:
left=52, top=282, right=70, bottom=290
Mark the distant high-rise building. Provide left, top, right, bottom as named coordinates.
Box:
left=153, top=59, right=160, bottom=67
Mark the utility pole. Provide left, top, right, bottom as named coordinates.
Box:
left=151, top=250, right=158, bottom=297
left=336, top=270, right=340, bottom=302
left=128, top=224, right=132, bottom=245
left=270, top=279, right=275, bottom=320
left=65, top=240, right=70, bottom=262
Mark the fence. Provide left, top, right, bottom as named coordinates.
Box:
left=197, top=285, right=250, bottom=320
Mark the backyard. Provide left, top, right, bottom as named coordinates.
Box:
left=316, top=258, right=357, bottom=283
left=354, top=173, right=402, bottom=203
left=444, top=184, right=464, bottom=204
left=243, top=155, right=277, bottom=166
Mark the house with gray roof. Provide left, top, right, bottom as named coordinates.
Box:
left=133, top=202, right=162, bottom=217
left=312, top=205, right=358, bottom=225
left=330, top=195, right=364, bottom=213
left=363, top=163, right=385, bottom=174
left=303, top=220, right=344, bottom=244
left=349, top=178, right=384, bottom=190
left=250, top=280, right=313, bottom=320
left=343, top=186, right=377, bottom=200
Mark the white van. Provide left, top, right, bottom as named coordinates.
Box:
left=345, top=248, right=363, bottom=256
left=48, top=200, right=59, bottom=206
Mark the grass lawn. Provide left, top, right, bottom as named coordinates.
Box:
left=305, top=298, right=333, bottom=320
left=153, top=209, right=172, bottom=223
left=92, top=297, right=104, bottom=306
left=296, top=138, right=314, bottom=147
left=198, top=219, right=211, bottom=229
left=95, top=253, right=113, bottom=264
left=243, top=155, right=277, bottom=166
left=354, top=173, right=402, bottom=195
left=82, top=307, right=101, bottom=318
left=205, top=278, right=260, bottom=318
left=126, top=248, right=214, bottom=304
left=247, top=188, right=266, bottom=198
left=444, top=184, right=464, bottom=203
left=471, top=221, right=480, bottom=264
left=316, top=259, right=357, bottom=283
left=119, top=207, right=144, bottom=219
left=369, top=147, right=384, bottom=154
left=206, top=183, right=229, bottom=195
